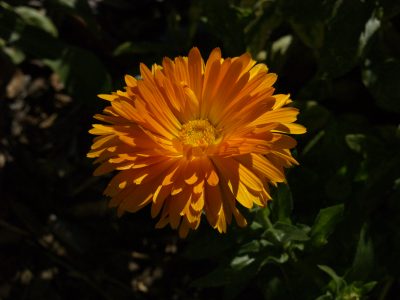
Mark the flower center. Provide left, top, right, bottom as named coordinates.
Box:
left=179, top=119, right=217, bottom=147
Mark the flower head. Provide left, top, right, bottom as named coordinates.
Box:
left=87, top=47, right=306, bottom=237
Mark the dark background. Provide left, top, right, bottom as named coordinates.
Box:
left=0, top=0, right=400, bottom=299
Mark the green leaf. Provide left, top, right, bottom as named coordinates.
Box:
left=345, top=134, right=366, bottom=154
left=230, top=255, right=255, bottom=269
left=319, top=0, right=375, bottom=77
left=0, top=4, right=19, bottom=41
left=238, top=239, right=271, bottom=255
left=45, top=46, right=111, bottom=101
left=254, top=204, right=271, bottom=229
left=318, top=265, right=341, bottom=282
left=362, top=59, right=400, bottom=113
left=270, top=184, right=293, bottom=224
left=0, top=3, right=61, bottom=60
left=318, top=265, right=346, bottom=292
left=277, top=0, right=335, bottom=24
left=380, top=0, right=400, bottom=19
left=2, top=45, right=25, bottom=64
left=358, top=16, right=381, bottom=57
left=267, top=34, right=293, bottom=71
left=13, top=25, right=64, bottom=59
left=315, top=294, right=333, bottom=300
left=53, top=0, right=79, bottom=8
left=340, top=280, right=377, bottom=300
left=113, top=41, right=168, bottom=56
left=291, top=21, right=324, bottom=49
left=224, top=258, right=260, bottom=300
left=310, top=204, right=344, bottom=247
left=245, top=1, right=282, bottom=56
left=14, top=6, right=58, bottom=37
left=276, top=0, right=332, bottom=51
left=299, top=102, right=331, bottom=134
left=346, top=224, right=374, bottom=281
left=260, top=253, right=289, bottom=267
left=360, top=281, right=377, bottom=294
left=273, top=223, right=310, bottom=244
left=200, top=0, right=246, bottom=54
left=345, top=133, right=385, bottom=163
left=271, top=34, right=293, bottom=58
left=48, top=0, right=101, bottom=38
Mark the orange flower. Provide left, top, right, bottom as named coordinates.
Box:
left=87, top=47, right=306, bottom=237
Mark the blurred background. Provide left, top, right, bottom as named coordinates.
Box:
left=1, top=0, right=400, bottom=299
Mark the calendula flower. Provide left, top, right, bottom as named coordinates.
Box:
left=87, top=47, right=305, bottom=237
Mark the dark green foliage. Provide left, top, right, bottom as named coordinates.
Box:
left=0, top=0, right=399, bottom=299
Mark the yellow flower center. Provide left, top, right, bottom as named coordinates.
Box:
left=179, top=119, right=217, bottom=147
